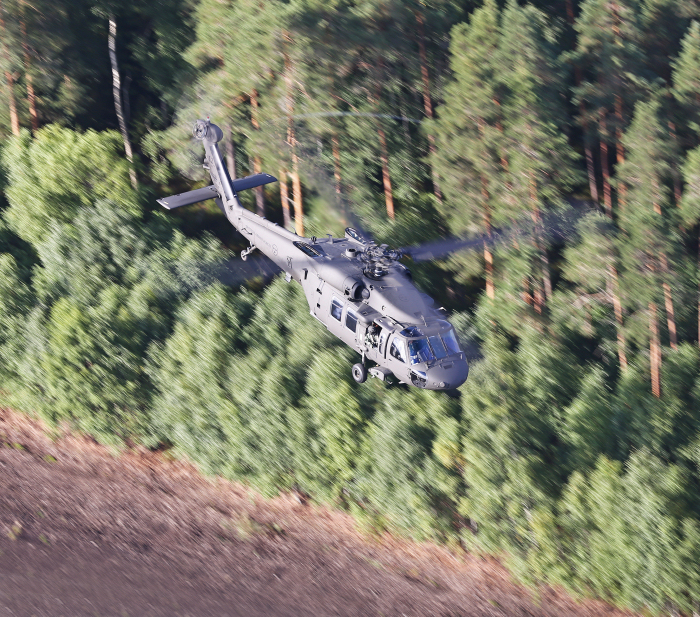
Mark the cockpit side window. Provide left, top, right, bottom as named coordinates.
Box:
left=378, top=328, right=389, bottom=355
left=389, top=337, right=407, bottom=363
left=331, top=296, right=343, bottom=321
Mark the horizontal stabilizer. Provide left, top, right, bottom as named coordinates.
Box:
left=157, top=174, right=277, bottom=211
left=232, top=173, right=277, bottom=192
left=157, top=185, right=219, bottom=210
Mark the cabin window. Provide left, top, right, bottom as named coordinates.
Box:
left=293, top=241, right=322, bottom=257
left=346, top=308, right=358, bottom=333
left=390, top=337, right=407, bottom=363
left=331, top=296, right=343, bottom=321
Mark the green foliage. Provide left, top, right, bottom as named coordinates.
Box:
left=681, top=143, right=700, bottom=226
left=2, top=127, right=140, bottom=246
left=557, top=452, right=697, bottom=613
left=459, top=328, right=580, bottom=555
left=672, top=20, right=700, bottom=132
left=149, top=284, right=253, bottom=473
left=432, top=0, right=503, bottom=238
left=573, top=0, right=648, bottom=136
left=39, top=291, right=150, bottom=442
left=0, top=253, right=33, bottom=386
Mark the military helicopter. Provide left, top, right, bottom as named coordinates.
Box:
left=157, top=118, right=469, bottom=390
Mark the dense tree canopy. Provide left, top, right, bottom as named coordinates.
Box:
left=1, top=1, right=700, bottom=614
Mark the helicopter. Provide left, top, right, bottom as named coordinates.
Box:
left=157, top=118, right=469, bottom=390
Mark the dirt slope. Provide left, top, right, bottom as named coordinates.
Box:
left=0, top=408, right=634, bottom=617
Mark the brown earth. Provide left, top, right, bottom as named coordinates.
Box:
left=0, top=407, right=635, bottom=617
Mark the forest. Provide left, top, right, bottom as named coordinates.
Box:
left=0, top=0, right=699, bottom=614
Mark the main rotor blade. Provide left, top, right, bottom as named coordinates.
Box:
left=402, top=201, right=593, bottom=263
left=213, top=254, right=282, bottom=287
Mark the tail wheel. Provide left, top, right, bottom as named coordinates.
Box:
left=352, top=363, right=367, bottom=384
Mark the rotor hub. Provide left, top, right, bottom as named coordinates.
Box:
left=360, top=243, right=402, bottom=279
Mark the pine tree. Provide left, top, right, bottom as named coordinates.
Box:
left=498, top=1, right=579, bottom=312
left=560, top=212, right=628, bottom=370
left=680, top=144, right=700, bottom=347
left=617, top=97, right=681, bottom=396
left=432, top=0, right=504, bottom=300
left=673, top=20, right=700, bottom=135
left=673, top=22, right=700, bottom=348
left=573, top=0, right=648, bottom=217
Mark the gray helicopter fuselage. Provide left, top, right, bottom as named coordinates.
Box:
left=159, top=120, right=468, bottom=391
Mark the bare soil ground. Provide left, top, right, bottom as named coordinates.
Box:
left=0, top=408, right=635, bottom=617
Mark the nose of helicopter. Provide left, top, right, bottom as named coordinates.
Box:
left=425, top=358, right=469, bottom=390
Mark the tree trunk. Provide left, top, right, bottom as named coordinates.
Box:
left=4, top=69, right=19, bottom=136
left=250, top=90, right=265, bottom=217
left=600, top=112, right=612, bottom=217
left=108, top=15, right=137, bottom=190
left=540, top=247, right=552, bottom=300
left=279, top=167, right=291, bottom=230
left=291, top=166, right=303, bottom=236
left=663, top=282, right=678, bottom=350
left=283, top=34, right=303, bottom=234
left=565, top=0, right=575, bottom=22
left=415, top=10, right=442, bottom=204
left=224, top=123, right=236, bottom=179
left=484, top=242, right=494, bottom=300
left=609, top=264, right=628, bottom=371
left=20, top=5, right=37, bottom=133
left=533, top=286, right=544, bottom=314
left=614, top=95, right=625, bottom=166
left=377, top=125, right=394, bottom=219
left=649, top=302, right=661, bottom=398
left=253, top=155, right=264, bottom=216
left=582, top=112, right=598, bottom=203
left=658, top=252, right=677, bottom=350
left=481, top=175, right=494, bottom=300
left=0, top=0, right=19, bottom=136
left=369, top=59, right=395, bottom=220
left=477, top=116, right=495, bottom=299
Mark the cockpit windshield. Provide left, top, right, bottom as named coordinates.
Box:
left=404, top=328, right=462, bottom=365
left=428, top=334, right=448, bottom=359
left=401, top=325, right=426, bottom=337
left=441, top=329, right=461, bottom=355
left=408, top=338, right=435, bottom=364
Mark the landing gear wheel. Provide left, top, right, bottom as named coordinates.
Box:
left=352, top=363, right=367, bottom=384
